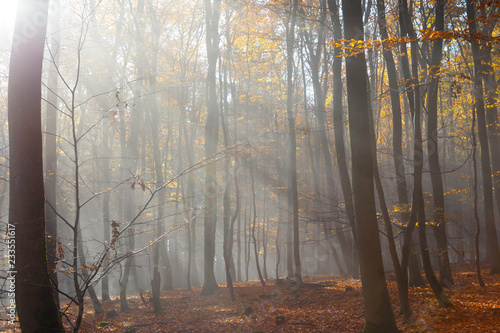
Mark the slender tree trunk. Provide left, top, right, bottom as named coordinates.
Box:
left=101, top=115, right=111, bottom=302
left=397, top=0, right=425, bottom=286
left=376, top=0, right=409, bottom=256
left=286, top=0, right=302, bottom=286
left=184, top=86, right=201, bottom=288
left=250, top=162, right=266, bottom=286
left=471, top=86, right=486, bottom=287
left=307, top=0, right=354, bottom=276
left=45, top=0, right=61, bottom=307
left=222, top=178, right=236, bottom=299
left=263, top=216, right=269, bottom=280
left=402, top=0, right=452, bottom=306
left=328, top=0, right=359, bottom=278
left=244, top=200, right=249, bottom=281
left=76, top=227, right=103, bottom=314
left=342, top=0, right=399, bottom=331
left=118, top=0, right=145, bottom=309
left=426, top=0, right=453, bottom=286
left=300, top=46, right=326, bottom=275
left=275, top=210, right=282, bottom=279
left=237, top=211, right=242, bottom=282
left=482, top=46, right=500, bottom=235
left=201, top=0, right=221, bottom=296
left=221, top=46, right=237, bottom=299
left=467, top=0, right=500, bottom=274
left=367, top=85, right=412, bottom=319
left=149, top=79, right=166, bottom=311
left=9, top=1, right=64, bottom=331
left=286, top=183, right=294, bottom=278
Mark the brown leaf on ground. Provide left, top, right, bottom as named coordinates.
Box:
left=1, top=268, right=499, bottom=332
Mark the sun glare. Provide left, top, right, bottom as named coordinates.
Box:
left=0, top=0, right=18, bottom=29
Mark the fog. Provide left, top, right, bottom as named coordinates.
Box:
left=0, top=0, right=493, bottom=320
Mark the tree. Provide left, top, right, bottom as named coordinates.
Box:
left=328, top=0, right=358, bottom=278
left=400, top=0, right=452, bottom=308
left=45, top=0, right=61, bottom=307
left=341, top=0, right=399, bottom=331
left=285, top=0, right=302, bottom=286
left=201, top=0, right=221, bottom=296
left=426, top=0, right=453, bottom=286
left=8, top=0, right=64, bottom=331
left=467, top=0, right=500, bottom=274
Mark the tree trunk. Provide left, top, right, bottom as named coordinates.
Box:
left=44, top=0, right=61, bottom=307
left=9, top=1, right=64, bottom=331
left=403, top=1, right=452, bottom=306
left=306, top=0, right=354, bottom=276
left=183, top=80, right=201, bottom=288
left=118, top=0, right=145, bottom=309
left=426, top=0, right=453, bottom=286
left=221, top=45, right=237, bottom=299
left=342, top=0, right=399, bottom=331
left=397, top=0, right=425, bottom=286
left=368, top=84, right=412, bottom=319
left=471, top=82, right=486, bottom=287
left=201, top=0, right=221, bottom=296
left=286, top=0, right=302, bottom=286
left=328, top=0, right=358, bottom=278
left=482, top=46, right=500, bottom=236
left=101, top=117, right=111, bottom=302
left=467, top=0, right=500, bottom=274
left=263, top=216, right=269, bottom=280
left=250, top=162, right=266, bottom=286
left=76, top=227, right=103, bottom=314
left=244, top=200, right=250, bottom=281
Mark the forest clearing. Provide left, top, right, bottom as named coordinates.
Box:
left=2, top=268, right=499, bottom=332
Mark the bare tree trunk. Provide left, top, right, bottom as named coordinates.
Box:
left=342, top=0, right=399, bottom=331
left=101, top=123, right=111, bottom=302
left=262, top=213, right=269, bottom=280
left=9, top=1, right=64, bottom=331
left=467, top=0, right=500, bottom=274
left=397, top=0, right=424, bottom=286
left=221, top=42, right=237, bottom=299
left=286, top=0, right=302, bottom=286
left=327, top=0, right=359, bottom=278
left=471, top=84, right=486, bottom=287
left=482, top=45, right=500, bottom=241
left=237, top=211, right=242, bottom=282
left=402, top=0, right=452, bottom=307
left=244, top=200, right=250, bottom=281
left=275, top=210, right=282, bottom=280
left=118, top=0, right=146, bottom=310
left=45, top=0, right=61, bottom=307
left=76, top=227, right=103, bottom=314
left=426, top=0, right=453, bottom=287
left=183, top=74, right=201, bottom=288
left=250, top=162, right=266, bottom=286
left=201, top=0, right=221, bottom=296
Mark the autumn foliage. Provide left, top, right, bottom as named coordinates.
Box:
left=1, top=268, right=498, bottom=332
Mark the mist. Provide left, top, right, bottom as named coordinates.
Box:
left=1, top=0, right=500, bottom=332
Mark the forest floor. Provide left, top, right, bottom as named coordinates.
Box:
left=1, top=268, right=499, bottom=332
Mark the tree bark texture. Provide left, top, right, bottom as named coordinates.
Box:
left=201, top=0, right=221, bottom=295
left=9, top=0, right=64, bottom=331
left=342, top=0, right=399, bottom=331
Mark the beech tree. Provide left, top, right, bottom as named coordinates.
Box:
left=3, top=1, right=500, bottom=332
left=8, top=0, right=64, bottom=331
left=201, top=0, right=221, bottom=296
left=342, top=0, right=398, bottom=331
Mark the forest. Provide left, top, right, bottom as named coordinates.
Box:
left=0, top=0, right=500, bottom=332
